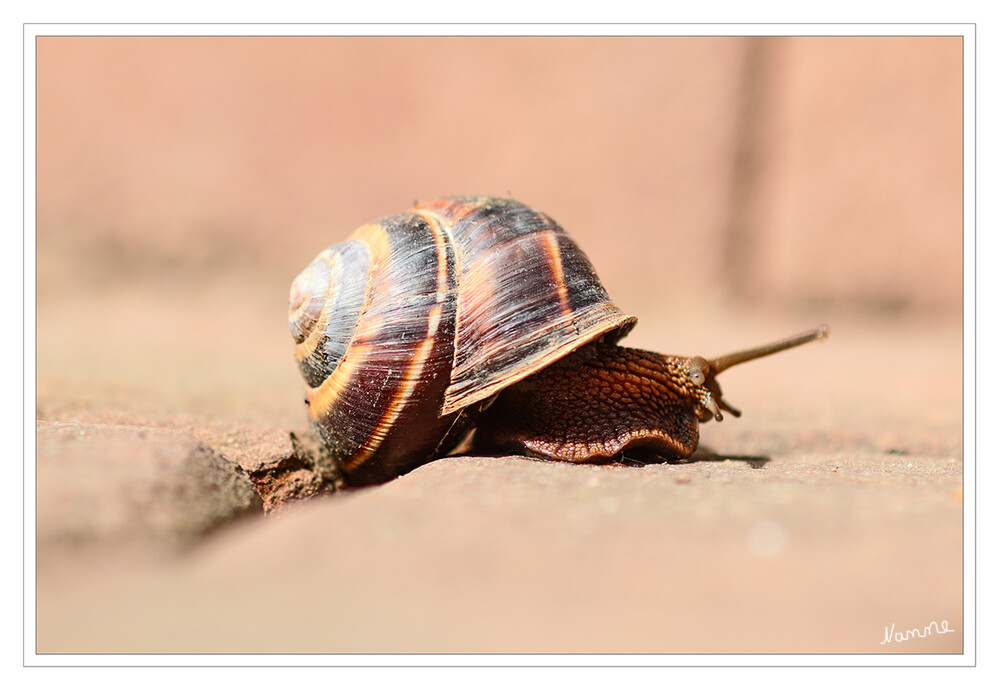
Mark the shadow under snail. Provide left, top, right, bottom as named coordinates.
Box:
left=288, top=196, right=828, bottom=486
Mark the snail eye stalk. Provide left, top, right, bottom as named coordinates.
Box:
left=688, top=357, right=707, bottom=386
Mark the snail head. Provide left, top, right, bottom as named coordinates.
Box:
left=683, top=325, right=829, bottom=423
left=684, top=355, right=738, bottom=423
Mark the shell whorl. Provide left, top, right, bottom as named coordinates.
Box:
left=289, top=240, right=369, bottom=388
left=289, top=196, right=635, bottom=484
left=289, top=213, right=463, bottom=484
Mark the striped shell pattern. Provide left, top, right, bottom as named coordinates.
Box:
left=288, top=196, right=636, bottom=485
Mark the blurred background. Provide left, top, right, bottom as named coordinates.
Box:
left=35, top=36, right=963, bottom=427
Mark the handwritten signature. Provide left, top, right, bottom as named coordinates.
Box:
left=881, top=620, right=955, bottom=645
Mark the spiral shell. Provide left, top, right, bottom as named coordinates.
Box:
left=289, top=196, right=636, bottom=484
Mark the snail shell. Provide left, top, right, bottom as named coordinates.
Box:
left=289, top=196, right=635, bottom=485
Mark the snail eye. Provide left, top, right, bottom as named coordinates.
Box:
left=689, top=365, right=705, bottom=387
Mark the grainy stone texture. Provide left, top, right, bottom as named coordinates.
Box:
left=33, top=306, right=964, bottom=655
left=35, top=451, right=962, bottom=654
left=36, top=422, right=263, bottom=556
left=36, top=409, right=339, bottom=512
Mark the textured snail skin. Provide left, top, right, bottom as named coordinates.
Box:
left=473, top=342, right=720, bottom=462
left=473, top=327, right=830, bottom=462
left=474, top=328, right=830, bottom=462
left=290, top=196, right=828, bottom=485
left=289, top=196, right=635, bottom=485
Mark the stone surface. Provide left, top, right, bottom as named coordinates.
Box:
left=35, top=450, right=962, bottom=654
left=36, top=422, right=263, bottom=556
left=35, top=409, right=338, bottom=512
left=32, top=305, right=965, bottom=655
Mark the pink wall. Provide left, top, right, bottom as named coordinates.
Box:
left=36, top=36, right=963, bottom=314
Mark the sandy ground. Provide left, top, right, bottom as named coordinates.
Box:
left=32, top=280, right=964, bottom=655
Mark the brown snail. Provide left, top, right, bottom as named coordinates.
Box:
left=289, top=196, right=827, bottom=485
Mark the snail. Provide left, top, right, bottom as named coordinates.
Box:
left=288, top=196, right=827, bottom=485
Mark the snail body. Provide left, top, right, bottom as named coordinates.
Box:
left=289, top=196, right=827, bottom=485
left=474, top=329, right=827, bottom=463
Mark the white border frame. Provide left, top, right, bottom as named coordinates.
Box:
left=21, top=22, right=977, bottom=670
